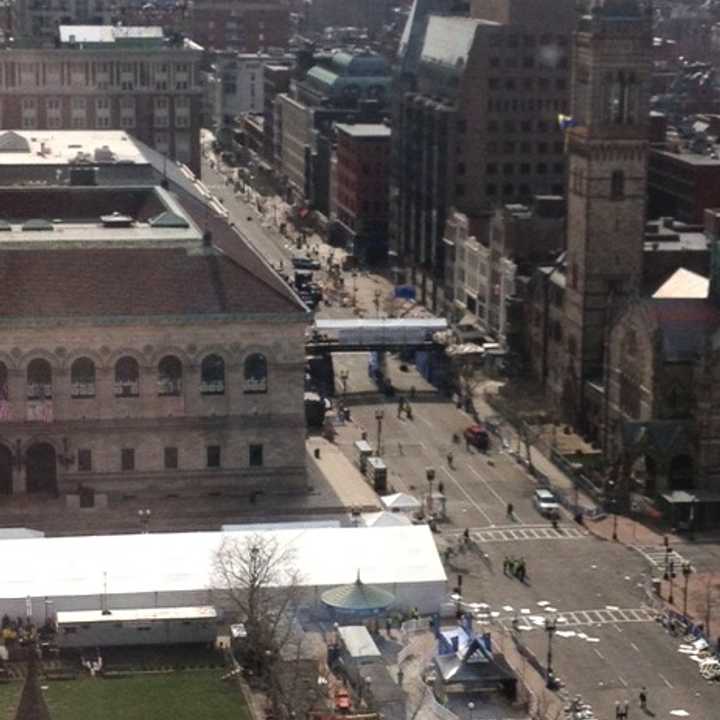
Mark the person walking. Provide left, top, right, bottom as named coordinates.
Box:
left=615, top=701, right=621, bottom=719
left=639, top=686, right=648, bottom=711
left=620, top=699, right=629, bottom=719
left=447, top=451, right=454, bottom=469
left=507, top=502, right=514, bottom=520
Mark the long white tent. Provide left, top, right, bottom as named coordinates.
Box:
left=0, top=525, right=447, bottom=620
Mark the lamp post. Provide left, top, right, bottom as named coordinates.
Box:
left=352, top=271, right=358, bottom=308
left=467, top=701, right=475, bottom=720
left=668, top=559, right=676, bottom=605
left=607, top=481, right=619, bottom=541
left=682, top=561, right=692, bottom=618
left=426, top=467, right=436, bottom=515
left=375, top=408, right=384, bottom=456
left=544, top=614, right=557, bottom=689
left=138, top=508, right=151, bottom=533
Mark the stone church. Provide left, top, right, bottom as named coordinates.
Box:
left=528, top=0, right=720, bottom=525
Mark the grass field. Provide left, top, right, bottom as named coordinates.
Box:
left=0, top=680, right=23, bottom=720
left=43, top=669, right=251, bottom=720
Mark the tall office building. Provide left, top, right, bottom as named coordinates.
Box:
left=391, top=0, right=575, bottom=312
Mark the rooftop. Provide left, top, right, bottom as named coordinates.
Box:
left=0, top=130, right=149, bottom=166
left=421, top=17, right=496, bottom=69
left=335, top=123, right=391, bottom=139
left=59, top=25, right=164, bottom=46
left=652, top=149, right=720, bottom=167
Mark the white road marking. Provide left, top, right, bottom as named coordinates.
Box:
left=659, top=672, right=674, bottom=688
left=593, top=648, right=605, bottom=659
left=466, top=463, right=522, bottom=520
left=631, top=642, right=641, bottom=652
left=440, top=466, right=494, bottom=525
left=618, top=676, right=628, bottom=687
left=468, top=526, right=586, bottom=543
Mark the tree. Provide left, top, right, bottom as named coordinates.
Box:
left=212, top=534, right=302, bottom=678
left=453, top=360, right=484, bottom=414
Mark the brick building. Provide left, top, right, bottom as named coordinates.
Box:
left=648, top=149, right=720, bottom=225
left=392, top=0, right=574, bottom=313
left=0, top=26, right=203, bottom=174
left=190, top=0, right=289, bottom=53
left=0, top=130, right=308, bottom=499
left=330, top=123, right=391, bottom=264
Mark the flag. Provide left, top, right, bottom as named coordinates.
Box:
left=557, top=114, right=577, bottom=130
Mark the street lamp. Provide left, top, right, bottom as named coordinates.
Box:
left=467, top=701, right=475, bottom=720
left=138, top=508, right=151, bottom=533
left=607, top=481, right=619, bottom=541
left=544, top=614, right=557, bottom=689
left=375, top=408, right=384, bottom=456
left=426, top=467, right=436, bottom=515
left=682, top=561, right=692, bottom=618
left=668, top=559, right=676, bottom=605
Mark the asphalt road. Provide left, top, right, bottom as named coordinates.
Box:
left=206, top=160, right=720, bottom=719
left=332, top=386, right=719, bottom=720
left=200, top=154, right=291, bottom=268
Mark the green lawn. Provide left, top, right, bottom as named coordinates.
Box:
left=44, top=670, right=251, bottom=720
left=0, top=680, right=23, bottom=720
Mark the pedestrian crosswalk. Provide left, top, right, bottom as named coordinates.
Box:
left=470, top=525, right=587, bottom=543
left=634, top=545, right=693, bottom=571
left=500, top=606, right=657, bottom=630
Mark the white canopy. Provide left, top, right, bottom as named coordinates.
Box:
left=360, top=511, right=412, bottom=527
left=380, top=493, right=422, bottom=511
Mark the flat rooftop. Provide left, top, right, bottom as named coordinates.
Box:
left=652, top=149, right=720, bottom=166
left=0, top=186, right=202, bottom=248
left=0, top=130, right=150, bottom=166
left=335, top=123, right=392, bottom=138
left=59, top=25, right=164, bottom=46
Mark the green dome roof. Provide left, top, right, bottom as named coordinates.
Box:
left=321, top=575, right=395, bottom=614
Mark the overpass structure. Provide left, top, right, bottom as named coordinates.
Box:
left=306, top=319, right=448, bottom=354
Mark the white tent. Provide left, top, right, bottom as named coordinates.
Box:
left=360, top=511, right=412, bottom=527
left=0, top=525, right=446, bottom=619
left=381, top=493, right=422, bottom=511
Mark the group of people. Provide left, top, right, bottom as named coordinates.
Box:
left=503, top=556, right=527, bottom=582
left=0, top=614, right=56, bottom=649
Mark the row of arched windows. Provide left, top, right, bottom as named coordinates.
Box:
left=0, top=354, right=268, bottom=401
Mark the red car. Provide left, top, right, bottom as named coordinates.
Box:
left=464, top=424, right=489, bottom=451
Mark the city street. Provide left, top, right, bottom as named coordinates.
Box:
left=201, top=151, right=720, bottom=719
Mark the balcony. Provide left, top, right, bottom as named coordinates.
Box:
left=27, top=400, right=53, bottom=423
left=200, top=381, right=224, bottom=395
left=114, top=381, right=139, bottom=398
left=158, top=378, right=182, bottom=397
left=27, top=383, right=52, bottom=400
left=71, top=382, right=96, bottom=399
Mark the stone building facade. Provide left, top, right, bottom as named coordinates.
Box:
left=0, top=177, right=308, bottom=499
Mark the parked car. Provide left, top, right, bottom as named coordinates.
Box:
left=533, top=488, right=561, bottom=518
left=291, top=256, right=321, bottom=271
left=463, top=424, right=489, bottom=451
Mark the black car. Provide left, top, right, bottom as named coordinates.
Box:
left=291, top=256, right=321, bottom=271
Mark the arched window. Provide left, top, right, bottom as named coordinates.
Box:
left=244, top=353, right=267, bottom=393
left=0, top=362, right=8, bottom=402
left=71, top=357, right=96, bottom=398
left=114, top=356, right=139, bottom=397
left=27, top=359, right=52, bottom=400
left=158, top=355, right=182, bottom=396
left=200, top=354, right=225, bottom=395
left=610, top=170, right=625, bottom=200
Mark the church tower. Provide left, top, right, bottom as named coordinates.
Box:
left=562, top=0, right=653, bottom=416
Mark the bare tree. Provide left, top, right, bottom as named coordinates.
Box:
left=212, top=534, right=302, bottom=678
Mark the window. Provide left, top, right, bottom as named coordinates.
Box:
left=115, top=356, right=139, bottom=397
left=164, top=447, right=178, bottom=470
left=121, top=448, right=135, bottom=471
left=520, top=163, right=531, bottom=175
left=486, top=184, right=497, bottom=196
left=0, top=362, right=7, bottom=402
left=71, top=357, right=96, bottom=398
left=201, top=354, right=225, bottom=395
left=158, top=355, right=182, bottom=396
left=537, top=163, right=548, bottom=175
left=27, top=359, right=52, bottom=400
left=503, top=163, right=514, bottom=175
left=249, top=443, right=263, bottom=467
left=611, top=170, right=625, bottom=200
left=207, top=445, right=221, bottom=468
left=244, top=354, right=267, bottom=393
left=78, top=449, right=92, bottom=472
